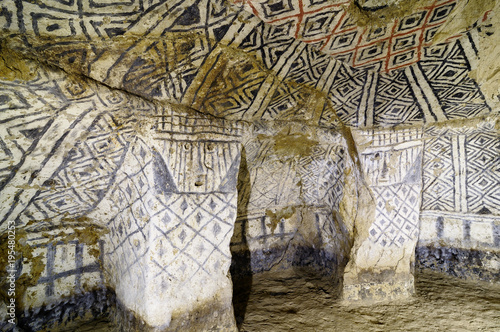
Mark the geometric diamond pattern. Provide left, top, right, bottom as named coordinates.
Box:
left=150, top=192, right=236, bottom=286
left=2, top=0, right=493, bottom=131
left=100, top=136, right=240, bottom=290
left=355, top=127, right=423, bottom=248
left=419, top=40, right=491, bottom=120
left=328, top=64, right=367, bottom=126
left=19, top=113, right=132, bottom=228
left=421, top=135, right=455, bottom=212
left=369, top=184, right=421, bottom=247
left=356, top=127, right=423, bottom=186
left=94, top=133, right=241, bottom=321
left=0, top=65, right=151, bottom=232
left=422, top=122, right=500, bottom=216
left=13, top=0, right=240, bottom=104
left=0, top=1, right=497, bottom=317
left=264, top=81, right=317, bottom=120
left=243, top=0, right=476, bottom=73
left=285, top=45, right=331, bottom=87
left=102, top=139, right=154, bottom=288
left=236, top=126, right=349, bottom=255
left=244, top=156, right=301, bottom=212
left=297, top=144, right=345, bottom=210
left=465, top=131, right=500, bottom=214
left=316, top=210, right=351, bottom=254
left=239, top=21, right=295, bottom=69
left=197, top=55, right=268, bottom=119
left=374, top=70, right=423, bottom=126
left=0, top=82, right=67, bottom=191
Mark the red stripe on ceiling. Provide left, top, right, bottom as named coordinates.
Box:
left=295, top=0, right=304, bottom=39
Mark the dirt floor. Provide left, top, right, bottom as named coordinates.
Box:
left=67, top=268, right=500, bottom=331
left=234, top=268, right=500, bottom=332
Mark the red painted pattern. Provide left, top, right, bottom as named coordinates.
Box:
left=241, top=0, right=483, bottom=73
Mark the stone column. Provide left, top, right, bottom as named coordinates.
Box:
left=92, top=108, right=242, bottom=330
left=343, top=127, right=423, bottom=302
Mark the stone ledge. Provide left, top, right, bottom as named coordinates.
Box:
left=342, top=275, right=415, bottom=303
left=230, top=246, right=346, bottom=277
left=13, top=288, right=111, bottom=331
left=416, top=246, right=500, bottom=282
left=113, top=294, right=237, bottom=332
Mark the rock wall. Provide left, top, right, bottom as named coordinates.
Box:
left=0, top=226, right=109, bottom=331
left=90, top=110, right=242, bottom=330
left=0, top=63, right=128, bottom=330
left=417, top=117, right=500, bottom=282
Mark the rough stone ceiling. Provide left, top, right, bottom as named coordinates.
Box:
left=0, top=0, right=499, bottom=128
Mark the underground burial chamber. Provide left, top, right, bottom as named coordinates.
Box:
left=0, top=0, right=499, bottom=330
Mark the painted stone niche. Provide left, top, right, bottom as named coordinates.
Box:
left=231, top=120, right=362, bottom=281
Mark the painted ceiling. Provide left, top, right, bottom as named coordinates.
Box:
left=0, top=0, right=498, bottom=128
left=240, top=0, right=479, bottom=72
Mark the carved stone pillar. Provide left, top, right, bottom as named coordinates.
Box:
left=92, top=108, right=242, bottom=330
left=343, top=127, right=423, bottom=302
